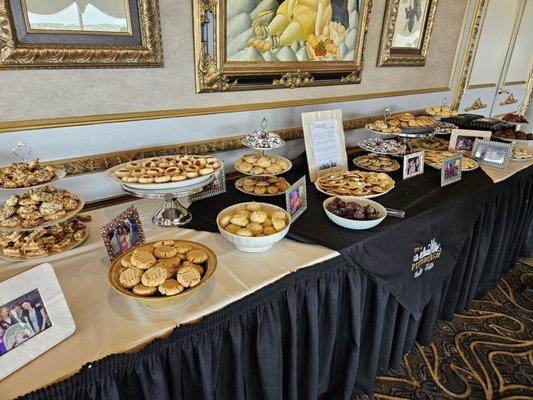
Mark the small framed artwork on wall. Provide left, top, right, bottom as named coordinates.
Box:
left=377, top=0, right=439, bottom=66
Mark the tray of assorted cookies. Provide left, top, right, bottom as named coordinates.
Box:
left=389, top=113, right=438, bottom=134
left=410, top=136, right=450, bottom=151
left=353, top=154, right=401, bottom=172
left=108, top=240, right=217, bottom=303
left=234, top=154, right=292, bottom=177
left=106, top=155, right=222, bottom=190
left=315, top=171, right=395, bottom=198
left=235, top=176, right=290, bottom=196
left=424, top=150, right=479, bottom=172
left=364, top=120, right=402, bottom=135
left=0, top=216, right=90, bottom=261
left=0, top=187, right=84, bottom=232
left=0, top=159, right=66, bottom=191
left=425, top=106, right=458, bottom=119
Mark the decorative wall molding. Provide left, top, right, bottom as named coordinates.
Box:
left=42, top=109, right=423, bottom=177
left=0, top=88, right=448, bottom=134
left=451, top=0, right=488, bottom=110
left=464, top=97, right=487, bottom=111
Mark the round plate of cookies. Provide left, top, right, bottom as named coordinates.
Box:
left=315, top=171, right=395, bottom=198
left=0, top=159, right=66, bottom=191
left=108, top=240, right=217, bottom=304
left=0, top=187, right=84, bottom=232
left=424, top=150, right=479, bottom=172
left=353, top=154, right=401, bottom=172
left=235, top=176, right=290, bottom=196
left=106, top=155, right=222, bottom=190
left=234, top=154, right=292, bottom=177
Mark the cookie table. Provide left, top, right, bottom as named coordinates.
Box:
left=2, top=155, right=532, bottom=400
left=0, top=199, right=337, bottom=400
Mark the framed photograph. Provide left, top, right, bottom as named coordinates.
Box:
left=449, top=129, right=492, bottom=152
left=285, top=176, right=307, bottom=222
left=0, top=263, right=75, bottom=381
left=100, top=204, right=145, bottom=261
left=193, top=0, right=373, bottom=92
left=189, top=168, right=226, bottom=202
left=377, top=0, right=438, bottom=66
left=441, top=154, right=462, bottom=186
left=471, top=139, right=514, bottom=169
left=403, top=150, right=425, bottom=179
left=0, top=0, right=163, bottom=69
left=302, top=109, right=348, bottom=182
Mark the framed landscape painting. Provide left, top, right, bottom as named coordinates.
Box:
left=193, top=0, right=373, bottom=92
left=0, top=0, right=163, bottom=68
left=377, top=0, right=438, bottom=66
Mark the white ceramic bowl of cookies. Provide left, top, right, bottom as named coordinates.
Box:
left=323, top=196, right=386, bottom=230
left=217, top=202, right=291, bottom=252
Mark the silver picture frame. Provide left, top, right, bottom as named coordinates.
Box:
left=471, top=139, right=514, bottom=169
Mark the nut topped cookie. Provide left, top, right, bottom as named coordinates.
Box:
left=0, top=159, right=58, bottom=189
left=0, top=187, right=81, bottom=230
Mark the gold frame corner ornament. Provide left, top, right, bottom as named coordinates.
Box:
left=193, top=0, right=373, bottom=92
left=499, top=93, right=518, bottom=106
left=0, top=0, right=163, bottom=69
left=377, top=0, right=439, bottom=67
left=464, top=97, right=487, bottom=112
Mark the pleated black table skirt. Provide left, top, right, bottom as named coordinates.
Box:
left=20, top=169, right=532, bottom=400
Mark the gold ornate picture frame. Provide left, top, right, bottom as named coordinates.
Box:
left=377, top=0, right=438, bottom=67
left=193, top=0, right=373, bottom=92
left=0, top=0, right=163, bottom=69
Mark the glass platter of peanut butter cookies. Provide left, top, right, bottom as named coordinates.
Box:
left=108, top=240, right=217, bottom=304
left=106, top=155, right=222, bottom=190
left=235, top=176, right=291, bottom=196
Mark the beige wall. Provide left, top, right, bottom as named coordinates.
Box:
left=0, top=0, right=467, bottom=123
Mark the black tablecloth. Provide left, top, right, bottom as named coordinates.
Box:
left=20, top=159, right=532, bottom=400
left=188, top=152, right=533, bottom=318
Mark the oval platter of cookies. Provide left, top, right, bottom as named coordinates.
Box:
left=0, top=187, right=84, bottom=232
left=315, top=171, right=395, bottom=199
left=353, top=154, right=401, bottom=172
left=105, top=155, right=222, bottom=191
left=235, top=176, right=290, bottom=196
left=234, top=154, right=292, bottom=177
left=108, top=239, right=217, bottom=303
left=424, top=150, right=479, bottom=172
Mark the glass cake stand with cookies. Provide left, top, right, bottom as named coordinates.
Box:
left=235, top=119, right=292, bottom=197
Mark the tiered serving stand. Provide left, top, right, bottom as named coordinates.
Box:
left=0, top=161, right=88, bottom=261
left=235, top=119, right=292, bottom=197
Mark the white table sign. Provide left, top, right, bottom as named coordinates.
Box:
left=302, top=110, right=347, bottom=182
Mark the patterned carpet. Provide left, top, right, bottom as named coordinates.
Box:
left=372, top=260, right=533, bottom=400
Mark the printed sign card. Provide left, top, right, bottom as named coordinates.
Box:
left=302, top=110, right=347, bottom=182
left=285, top=176, right=307, bottom=222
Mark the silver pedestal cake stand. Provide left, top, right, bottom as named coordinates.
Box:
left=121, top=175, right=214, bottom=227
